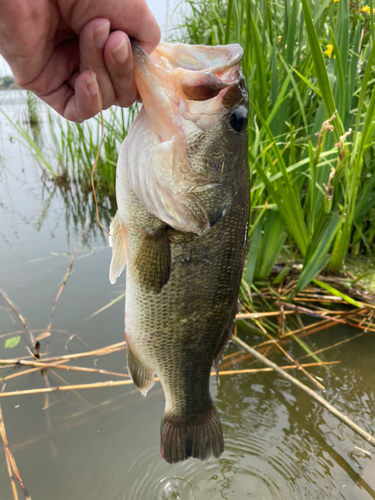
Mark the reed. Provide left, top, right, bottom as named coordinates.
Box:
left=0, top=101, right=138, bottom=198
left=1, top=0, right=374, bottom=289
left=177, top=0, right=375, bottom=287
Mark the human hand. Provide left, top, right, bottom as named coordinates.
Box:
left=0, top=0, right=160, bottom=121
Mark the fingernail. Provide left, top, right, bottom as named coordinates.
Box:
left=112, top=38, right=128, bottom=64
left=94, top=21, right=110, bottom=50
left=86, top=76, right=97, bottom=96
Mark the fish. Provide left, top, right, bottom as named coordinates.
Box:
left=109, top=40, right=249, bottom=464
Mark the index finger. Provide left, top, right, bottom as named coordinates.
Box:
left=65, top=0, right=161, bottom=55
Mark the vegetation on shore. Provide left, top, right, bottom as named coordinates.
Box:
left=0, top=76, right=16, bottom=90
left=0, top=0, right=374, bottom=299
left=177, top=0, right=375, bottom=297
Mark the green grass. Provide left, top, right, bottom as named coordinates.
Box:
left=1, top=0, right=374, bottom=293
left=0, top=98, right=139, bottom=245
left=177, top=0, right=375, bottom=287
left=0, top=102, right=138, bottom=198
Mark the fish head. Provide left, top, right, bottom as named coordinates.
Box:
left=128, top=41, right=248, bottom=235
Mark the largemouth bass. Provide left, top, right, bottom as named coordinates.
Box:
left=109, top=41, right=249, bottom=464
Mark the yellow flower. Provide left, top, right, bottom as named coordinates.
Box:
left=361, top=4, right=375, bottom=13
left=334, top=0, right=339, bottom=3
left=325, top=44, right=334, bottom=58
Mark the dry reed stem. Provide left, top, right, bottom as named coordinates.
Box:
left=41, top=341, right=126, bottom=363
left=233, top=336, right=375, bottom=448
left=1, top=359, right=69, bottom=383
left=222, top=350, right=245, bottom=361
left=46, top=220, right=88, bottom=333
left=0, top=290, right=35, bottom=347
left=251, top=307, right=373, bottom=352
left=281, top=302, right=365, bottom=323
left=253, top=317, right=325, bottom=390
left=0, top=361, right=340, bottom=398
left=0, top=403, right=32, bottom=499
left=5, top=448, right=19, bottom=500
left=297, top=330, right=370, bottom=360
left=236, top=311, right=295, bottom=319
left=49, top=369, right=92, bottom=408
left=0, top=358, right=130, bottom=379
left=278, top=303, right=285, bottom=336
left=0, top=380, right=135, bottom=397
left=0, top=329, right=88, bottom=348
left=0, top=344, right=126, bottom=382
left=252, top=318, right=332, bottom=349
left=358, top=309, right=373, bottom=326
left=216, top=361, right=340, bottom=375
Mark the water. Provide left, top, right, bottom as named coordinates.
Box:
left=0, top=93, right=374, bottom=500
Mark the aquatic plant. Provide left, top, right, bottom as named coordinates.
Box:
left=0, top=102, right=138, bottom=199
left=177, top=0, right=375, bottom=282
left=1, top=0, right=374, bottom=287
left=25, top=90, right=39, bottom=126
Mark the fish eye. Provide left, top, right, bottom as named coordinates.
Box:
left=229, top=108, right=248, bottom=134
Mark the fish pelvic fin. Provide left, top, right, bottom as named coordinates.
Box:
left=126, top=339, right=154, bottom=396
left=133, top=229, right=171, bottom=294
left=160, top=404, right=224, bottom=464
left=109, top=212, right=127, bottom=285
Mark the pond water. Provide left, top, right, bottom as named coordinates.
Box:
left=0, top=93, right=374, bottom=500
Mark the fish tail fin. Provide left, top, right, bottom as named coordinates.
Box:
left=126, top=338, right=154, bottom=396
left=160, top=404, right=224, bottom=464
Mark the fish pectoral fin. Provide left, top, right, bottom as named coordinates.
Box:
left=133, top=229, right=171, bottom=294
left=109, top=212, right=127, bottom=285
left=126, top=341, right=154, bottom=396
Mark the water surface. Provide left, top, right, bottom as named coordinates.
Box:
left=0, top=93, right=374, bottom=500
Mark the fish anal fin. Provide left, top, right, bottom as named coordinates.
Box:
left=109, top=212, right=127, bottom=285
left=160, top=404, right=224, bottom=464
left=126, top=339, right=154, bottom=396
left=133, top=229, right=171, bottom=294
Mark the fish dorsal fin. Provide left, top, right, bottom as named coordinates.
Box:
left=109, top=212, right=127, bottom=285
left=133, top=229, right=171, bottom=294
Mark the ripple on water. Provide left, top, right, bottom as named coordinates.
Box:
left=118, top=444, right=242, bottom=500
left=122, top=447, right=203, bottom=500
left=154, top=476, right=198, bottom=500
left=97, top=352, right=374, bottom=500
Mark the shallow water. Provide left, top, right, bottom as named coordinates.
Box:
left=0, top=93, right=374, bottom=500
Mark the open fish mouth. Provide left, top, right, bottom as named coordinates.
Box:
left=132, top=40, right=244, bottom=138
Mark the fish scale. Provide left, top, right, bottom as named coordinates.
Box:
left=109, top=41, right=249, bottom=463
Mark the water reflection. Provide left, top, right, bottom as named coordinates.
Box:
left=0, top=92, right=375, bottom=500
left=38, top=181, right=116, bottom=246
left=0, top=91, right=118, bottom=247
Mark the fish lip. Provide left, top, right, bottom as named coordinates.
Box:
left=131, top=39, right=244, bottom=89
